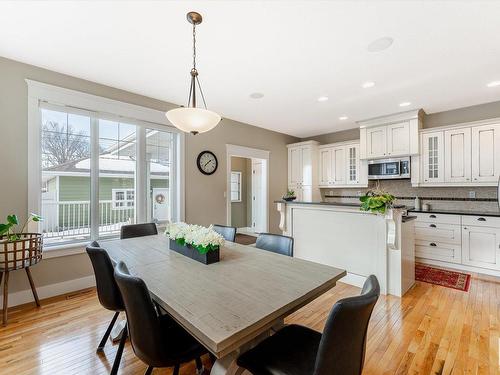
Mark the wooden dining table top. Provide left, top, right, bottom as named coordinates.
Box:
left=103, top=234, right=346, bottom=358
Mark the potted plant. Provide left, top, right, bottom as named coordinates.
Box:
left=359, top=189, right=395, bottom=215
left=0, top=213, right=43, bottom=325
left=282, top=189, right=297, bottom=202
left=165, top=223, right=225, bottom=265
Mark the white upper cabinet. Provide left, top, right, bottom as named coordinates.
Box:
left=358, top=109, right=423, bottom=160
left=444, top=128, right=471, bottom=183
left=287, top=141, right=320, bottom=202
left=471, top=123, right=500, bottom=183
left=421, top=132, right=444, bottom=184
left=387, top=122, right=410, bottom=157
left=318, top=142, right=366, bottom=188
left=366, top=126, right=387, bottom=159
left=332, top=147, right=346, bottom=184
left=318, top=148, right=332, bottom=186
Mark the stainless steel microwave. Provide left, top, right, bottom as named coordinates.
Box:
left=368, top=157, right=411, bottom=180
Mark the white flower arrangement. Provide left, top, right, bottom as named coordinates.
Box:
left=165, top=222, right=225, bottom=254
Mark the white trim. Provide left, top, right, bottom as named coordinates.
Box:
left=0, top=275, right=95, bottom=309
left=226, top=145, right=270, bottom=232
left=419, top=116, right=500, bottom=134
left=357, top=109, right=424, bottom=128
left=27, top=80, right=185, bottom=248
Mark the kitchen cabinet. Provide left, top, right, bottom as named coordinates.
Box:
left=421, top=132, right=444, bottom=184
left=358, top=109, right=422, bottom=160
left=387, top=122, right=410, bottom=157
left=318, top=142, right=366, bottom=188
left=366, top=126, right=387, bottom=159
left=444, top=127, right=471, bottom=183
left=287, top=141, right=320, bottom=202
left=471, top=123, right=500, bottom=183
left=462, top=224, right=500, bottom=270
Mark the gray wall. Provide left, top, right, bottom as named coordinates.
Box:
left=0, top=56, right=297, bottom=295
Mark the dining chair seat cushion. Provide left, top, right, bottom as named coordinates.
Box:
left=157, top=315, right=207, bottom=364
left=236, top=324, right=321, bottom=375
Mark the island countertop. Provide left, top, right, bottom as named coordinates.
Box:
left=275, top=200, right=408, bottom=209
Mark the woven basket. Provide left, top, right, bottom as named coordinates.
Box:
left=0, top=233, right=43, bottom=272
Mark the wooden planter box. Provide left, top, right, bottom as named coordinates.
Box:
left=0, top=233, right=43, bottom=271
left=169, top=239, right=220, bottom=265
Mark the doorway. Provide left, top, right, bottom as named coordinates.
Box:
left=226, top=145, right=269, bottom=236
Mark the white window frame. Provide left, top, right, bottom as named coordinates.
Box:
left=230, top=171, right=242, bottom=202
left=112, top=188, right=135, bottom=210
left=27, top=80, right=185, bottom=255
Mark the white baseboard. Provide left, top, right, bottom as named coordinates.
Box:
left=339, top=272, right=367, bottom=290
left=0, top=275, right=96, bottom=309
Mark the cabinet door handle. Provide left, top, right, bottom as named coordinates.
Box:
left=477, top=217, right=486, bottom=221
left=429, top=224, right=436, bottom=228
left=429, top=215, right=437, bottom=218
left=430, top=243, right=437, bottom=247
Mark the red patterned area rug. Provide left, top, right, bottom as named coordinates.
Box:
left=415, top=263, right=471, bottom=292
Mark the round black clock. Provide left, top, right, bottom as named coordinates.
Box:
left=197, top=151, right=218, bottom=175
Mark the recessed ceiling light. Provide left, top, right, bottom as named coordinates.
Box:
left=249, top=92, right=264, bottom=99
left=362, top=81, right=375, bottom=88
left=487, top=81, right=500, bottom=88
left=367, top=37, right=394, bottom=52
left=399, top=102, right=411, bottom=107
left=339, top=116, right=348, bottom=120
left=317, top=96, right=329, bottom=102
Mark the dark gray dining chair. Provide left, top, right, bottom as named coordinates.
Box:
left=120, top=223, right=158, bottom=240
left=86, top=241, right=127, bottom=375
left=237, top=275, right=380, bottom=375
left=255, top=233, right=294, bottom=256
left=212, top=224, right=237, bottom=242
left=113, top=261, right=208, bottom=375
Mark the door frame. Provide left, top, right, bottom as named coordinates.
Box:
left=226, top=144, right=270, bottom=233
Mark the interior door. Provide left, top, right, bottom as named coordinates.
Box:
left=471, top=124, right=500, bottom=183
left=387, top=122, right=410, bottom=157
left=366, top=126, right=387, bottom=159
left=422, top=132, right=444, bottom=184
left=252, top=161, right=265, bottom=233
left=444, top=128, right=471, bottom=183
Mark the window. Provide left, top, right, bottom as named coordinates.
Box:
left=231, top=171, right=242, bottom=202
left=29, top=81, right=184, bottom=247
left=112, top=189, right=135, bottom=209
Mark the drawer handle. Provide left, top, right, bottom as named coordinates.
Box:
left=430, top=243, right=437, bottom=247
left=429, top=224, right=436, bottom=228
left=429, top=215, right=437, bottom=218
left=477, top=217, right=486, bottom=221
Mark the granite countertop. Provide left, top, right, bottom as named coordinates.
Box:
left=408, top=207, right=500, bottom=217
left=274, top=200, right=407, bottom=209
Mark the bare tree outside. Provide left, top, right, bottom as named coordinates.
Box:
left=42, top=121, right=90, bottom=168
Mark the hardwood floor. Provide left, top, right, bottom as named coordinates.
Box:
left=1, top=273, right=499, bottom=374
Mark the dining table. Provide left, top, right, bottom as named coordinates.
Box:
left=103, top=234, right=346, bottom=374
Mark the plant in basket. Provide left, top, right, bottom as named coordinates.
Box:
left=282, top=189, right=297, bottom=202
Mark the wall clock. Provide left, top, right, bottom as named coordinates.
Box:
left=197, top=150, right=218, bottom=175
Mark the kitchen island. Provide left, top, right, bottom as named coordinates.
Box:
left=276, top=200, right=416, bottom=296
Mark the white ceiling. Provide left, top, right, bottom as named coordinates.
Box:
left=1, top=1, right=500, bottom=138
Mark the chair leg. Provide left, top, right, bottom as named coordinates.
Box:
left=173, top=364, right=180, bottom=375
left=110, top=323, right=127, bottom=375
left=2, top=271, right=9, bottom=326
left=25, top=267, right=40, bottom=307
left=97, top=311, right=119, bottom=352
left=144, top=366, right=153, bottom=375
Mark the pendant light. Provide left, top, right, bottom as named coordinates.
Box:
left=166, top=12, right=221, bottom=135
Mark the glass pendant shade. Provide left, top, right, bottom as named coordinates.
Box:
left=166, top=107, right=221, bottom=134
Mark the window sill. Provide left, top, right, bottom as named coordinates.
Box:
left=43, top=242, right=88, bottom=259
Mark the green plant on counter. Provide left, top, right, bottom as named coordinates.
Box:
left=283, top=189, right=296, bottom=198
left=359, top=190, right=395, bottom=214
left=0, top=213, right=43, bottom=242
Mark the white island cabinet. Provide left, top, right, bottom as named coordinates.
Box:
left=276, top=201, right=416, bottom=297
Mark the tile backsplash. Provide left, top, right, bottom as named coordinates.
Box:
left=322, top=179, right=499, bottom=212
